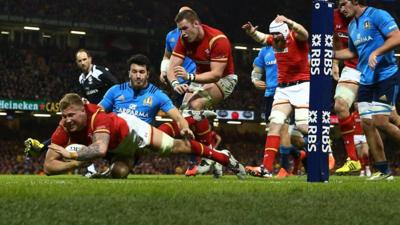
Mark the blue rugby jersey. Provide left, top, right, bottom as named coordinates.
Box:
left=99, top=82, right=175, bottom=124
left=348, top=7, right=398, bottom=85
left=253, top=46, right=278, bottom=97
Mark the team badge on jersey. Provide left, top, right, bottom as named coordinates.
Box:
left=364, top=21, right=371, bottom=29
left=143, top=97, right=153, bottom=106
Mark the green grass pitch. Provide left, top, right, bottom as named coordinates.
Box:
left=1, top=175, right=399, bottom=225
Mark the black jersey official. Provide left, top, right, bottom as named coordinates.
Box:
left=75, top=49, right=118, bottom=104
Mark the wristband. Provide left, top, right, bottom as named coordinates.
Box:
left=171, top=80, right=179, bottom=88
left=188, top=73, right=196, bottom=82
left=160, top=59, right=170, bottom=73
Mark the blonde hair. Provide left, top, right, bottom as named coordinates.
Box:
left=59, top=93, right=84, bottom=111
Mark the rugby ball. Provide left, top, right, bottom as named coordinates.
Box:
left=65, top=144, right=86, bottom=152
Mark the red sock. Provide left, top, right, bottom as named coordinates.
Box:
left=189, top=140, right=229, bottom=166
left=262, top=135, right=280, bottom=172
left=194, top=118, right=211, bottom=136
left=158, top=122, right=180, bottom=137
left=339, top=115, right=358, bottom=161
left=362, top=155, right=370, bottom=169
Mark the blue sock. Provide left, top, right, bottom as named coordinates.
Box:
left=280, top=146, right=291, bottom=171
left=42, top=138, right=51, bottom=151
left=303, top=135, right=308, bottom=149
left=374, top=161, right=391, bottom=174
left=189, top=154, right=197, bottom=165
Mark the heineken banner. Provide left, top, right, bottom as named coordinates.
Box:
left=0, top=99, right=46, bottom=111
left=308, top=0, right=333, bottom=182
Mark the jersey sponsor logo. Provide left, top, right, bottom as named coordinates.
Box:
left=117, top=108, right=149, bottom=118
left=265, top=60, right=277, bottom=65
left=364, top=21, right=371, bottom=29
left=143, top=97, right=153, bottom=106
left=170, top=37, right=176, bottom=43
left=378, top=94, right=387, bottom=102
left=353, top=35, right=373, bottom=46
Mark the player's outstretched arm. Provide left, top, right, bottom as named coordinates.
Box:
left=275, top=15, right=308, bottom=41
left=43, top=146, right=84, bottom=175
left=242, top=21, right=269, bottom=45
left=51, top=133, right=110, bottom=161
left=166, top=107, right=194, bottom=139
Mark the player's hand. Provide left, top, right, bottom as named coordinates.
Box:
left=253, top=80, right=267, bottom=90
left=180, top=127, right=195, bottom=139
left=332, top=62, right=340, bottom=81
left=368, top=52, right=378, bottom=70
left=174, top=66, right=189, bottom=80
left=160, top=72, right=168, bottom=85
left=242, top=22, right=258, bottom=34
left=48, top=143, right=71, bottom=159
left=275, top=14, right=289, bottom=23
left=173, top=83, right=189, bottom=95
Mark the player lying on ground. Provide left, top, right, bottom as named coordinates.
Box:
left=43, top=93, right=246, bottom=179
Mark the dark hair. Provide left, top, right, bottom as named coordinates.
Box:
left=351, top=0, right=366, bottom=5
left=75, top=48, right=91, bottom=58
left=127, top=54, right=152, bottom=71
left=174, top=9, right=200, bottom=24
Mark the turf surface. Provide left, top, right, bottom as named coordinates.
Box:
left=0, top=175, right=399, bottom=225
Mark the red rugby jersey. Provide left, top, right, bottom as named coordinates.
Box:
left=266, top=31, right=310, bottom=84
left=334, top=9, right=358, bottom=69
left=51, top=104, right=129, bottom=151
left=173, top=24, right=235, bottom=77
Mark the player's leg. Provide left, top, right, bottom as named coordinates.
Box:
left=277, top=123, right=291, bottom=178
left=367, top=73, right=400, bottom=180
left=334, top=67, right=360, bottom=164
left=247, top=102, right=292, bottom=177
left=183, top=74, right=237, bottom=110
left=149, top=126, right=246, bottom=179
left=357, top=85, right=390, bottom=180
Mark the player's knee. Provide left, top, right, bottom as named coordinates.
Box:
left=334, top=98, right=349, bottom=115
left=361, top=118, right=373, bottom=130
left=159, top=132, right=175, bottom=156
left=269, top=110, right=287, bottom=125
left=189, top=101, right=203, bottom=110
left=373, top=115, right=390, bottom=130
left=291, top=136, right=304, bottom=149
left=110, top=161, right=130, bottom=179
left=171, top=139, right=190, bottom=153
left=334, top=86, right=355, bottom=110
left=294, top=108, right=308, bottom=126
